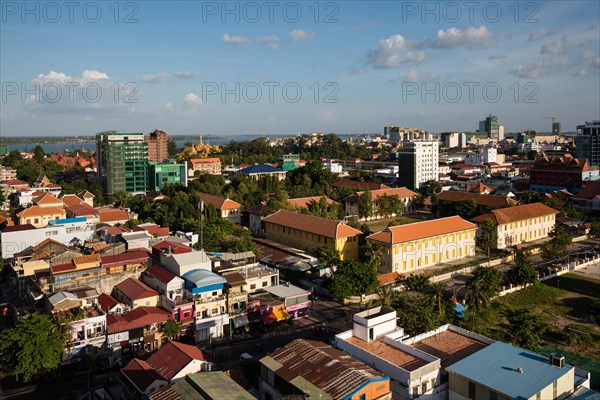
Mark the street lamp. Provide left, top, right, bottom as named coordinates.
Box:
left=198, top=199, right=204, bottom=250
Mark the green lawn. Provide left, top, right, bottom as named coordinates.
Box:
left=364, top=216, right=423, bottom=233
left=465, top=274, right=600, bottom=389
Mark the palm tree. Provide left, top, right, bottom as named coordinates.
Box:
left=363, top=241, right=383, bottom=271
left=464, top=279, right=490, bottom=331
left=376, top=285, right=397, bottom=308
left=430, top=282, right=445, bottom=318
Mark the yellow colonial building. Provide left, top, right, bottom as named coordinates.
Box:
left=472, top=202, right=558, bottom=249
left=367, top=216, right=478, bottom=274
left=262, top=210, right=362, bottom=260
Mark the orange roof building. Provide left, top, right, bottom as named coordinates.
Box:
left=113, top=277, right=160, bottom=308
left=16, top=205, right=66, bottom=228
left=367, top=216, right=478, bottom=274
left=287, top=196, right=338, bottom=210
left=471, top=202, right=558, bottom=249
left=262, top=210, right=362, bottom=261
left=198, top=192, right=241, bottom=224
left=343, top=187, right=418, bottom=220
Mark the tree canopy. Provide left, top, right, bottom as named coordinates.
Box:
left=508, top=248, right=538, bottom=286
left=331, top=260, right=378, bottom=299
left=0, top=313, right=65, bottom=382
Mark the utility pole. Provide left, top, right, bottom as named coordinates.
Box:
left=198, top=199, right=205, bottom=250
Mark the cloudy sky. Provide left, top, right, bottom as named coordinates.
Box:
left=1, top=1, right=599, bottom=137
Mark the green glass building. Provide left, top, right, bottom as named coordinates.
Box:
left=148, top=160, right=188, bottom=191
left=96, top=131, right=148, bottom=195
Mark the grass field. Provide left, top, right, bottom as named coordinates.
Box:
left=467, top=273, right=600, bottom=389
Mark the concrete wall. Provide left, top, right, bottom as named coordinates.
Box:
left=48, top=267, right=146, bottom=294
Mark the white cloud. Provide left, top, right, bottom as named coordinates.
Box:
left=34, top=71, right=72, bottom=84
left=166, top=102, right=176, bottom=111
left=528, top=28, right=560, bottom=42
left=223, top=33, right=250, bottom=46
left=319, top=110, right=337, bottom=122
left=511, top=56, right=571, bottom=79
left=366, top=34, right=426, bottom=68
left=432, top=26, right=495, bottom=49
left=257, top=34, right=280, bottom=49
left=143, top=72, right=171, bottom=84
left=540, top=36, right=568, bottom=55
left=574, top=69, right=588, bottom=77
left=289, top=29, right=316, bottom=43
left=592, top=57, right=600, bottom=69
left=81, top=70, right=109, bottom=81
left=400, top=69, right=434, bottom=82
left=174, top=71, right=198, bottom=79
left=184, top=92, right=203, bottom=106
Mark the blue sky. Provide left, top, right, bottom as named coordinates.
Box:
left=1, top=0, right=599, bottom=137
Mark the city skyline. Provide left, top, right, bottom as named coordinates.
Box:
left=1, top=1, right=599, bottom=136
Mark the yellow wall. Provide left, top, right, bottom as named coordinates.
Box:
left=373, top=228, right=477, bottom=274
left=264, top=221, right=359, bottom=260
left=496, top=214, right=556, bottom=249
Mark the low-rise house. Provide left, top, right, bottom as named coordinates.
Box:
left=17, top=205, right=66, bottom=227
left=246, top=201, right=268, bottom=236
left=447, top=341, right=588, bottom=400
left=122, top=341, right=212, bottom=395
left=182, top=269, right=228, bottom=342
left=97, top=207, right=130, bottom=225
left=343, top=187, right=417, bottom=220
left=160, top=248, right=212, bottom=277
left=97, top=292, right=127, bottom=314
left=472, top=202, right=558, bottom=249
left=65, top=203, right=99, bottom=222
left=106, top=306, right=171, bottom=364
left=262, top=210, right=362, bottom=260
left=572, top=180, right=600, bottom=215
left=222, top=272, right=249, bottom=333
left=214, top=256, right=279, bottom=294
left=264, top=284, right=311, bottom=319
left=198, top=192, right=242, bottom=224
left=46, top=290, right=107, bottom=365
left=132, top=223, right=170, bottom=238
left=121, top=231, right=152, bottom=250
left=236, top=164, right=286, bottom=181
left=367, top=216, right=477, bottom=274
left=259, top=338, right=392, bottom=400
left=436, top=191, right=518, bottom=215
left=113, top=277, right=160, bottom=308
left=141, top=264, right=194, bottom=332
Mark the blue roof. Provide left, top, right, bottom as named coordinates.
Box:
left=182, top=269, right=226, bottom=289
left=238, top=164, right=284, bottom=174
left=446, top=342, right=573, bottom=400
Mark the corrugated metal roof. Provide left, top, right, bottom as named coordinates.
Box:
left=446, top=341, right=574, bottom=399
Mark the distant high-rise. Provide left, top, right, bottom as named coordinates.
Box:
left=576, top=120, right=600, bottom=167
left=397, top=140, right=439, bottom=189
left=484, top=115, right=500, bottom=139
left=145, top=129, right=169, bottom=162
left=96, top=131, right=148, bottom=195
left=552, top=121, right=561, bottom=135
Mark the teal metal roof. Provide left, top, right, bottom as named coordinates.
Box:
left=447, top=341, right=574, bottom=400
left=182, top=269, right=226, bottom=288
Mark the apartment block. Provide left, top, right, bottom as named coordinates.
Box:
left=145, top=129, right=168, bottom=162
left=188, top=158, right=222, bottom=176
left=343, top=187, right=417, bottom=221
left=397, top=140, right=439, bottom=190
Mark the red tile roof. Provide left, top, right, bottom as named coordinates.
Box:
left=61, top=194, right=84, bottom=208
left=367, top=216, right=477, bottom=244
left=573, top=181, right=600, bottom=200
left=122, top=358, right=165, bottom=392
left=17, top=205, right=66, bottom=218
left=115, top=277, right=158, bottom=301
left=152, top=241, right=192, bottom=255
left=331, top=180, right=390, bottom=190
left=263, top=210, right=362, bottom=239
left=97, top=207, right=129, bottom=223
left=437, top=191, right=518, bottom=208
left=145, top=264, right=178, bottom=285
left=198, top=192, right=241, bottom=210
left=471, top=202, right=558, bottom=225
left=66, top=203, right=97, bottom=217
left=97, top=293, right=119, bottom=313
left=34, top=193, right=63, bottom=206
left=100, top=249, right=150, bottom=268
left=288, top=196, right=338, bottom=209
left=107, top=306, right=170, bottom=333
left=146, top=341, right=207, bottom=381
left=378, top=272, right=405, bottom=285
left=0, top=179, right=29, bottom=186
left=132, top=224, right=170, bottom=237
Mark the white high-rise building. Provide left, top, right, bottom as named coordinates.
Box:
left=397, top=140, right=439, bottom=189
left=498, top=125, right=505, bottom=141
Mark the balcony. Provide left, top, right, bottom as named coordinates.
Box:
left=195, top=294, right=226, bottom=305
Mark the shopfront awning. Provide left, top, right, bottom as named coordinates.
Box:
left=232, top=314, right=249, bottom=328
left=273, top=308, right=290, bottom=321
left=260, top=312, right=278, bottom=325
left=248, top=312, right=262, bottom=324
